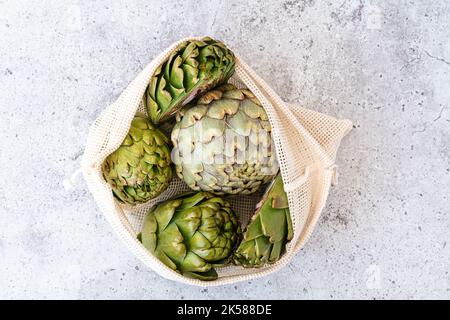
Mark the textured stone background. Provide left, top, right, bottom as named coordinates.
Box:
left=1, top=0, right=449, bottom=299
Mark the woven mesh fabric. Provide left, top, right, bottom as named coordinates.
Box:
left=81, top=37, right=352, bottom=286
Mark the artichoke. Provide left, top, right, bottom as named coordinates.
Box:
left=233, top=174, right=293, bottom=267
left=102, top=114, right=172, bottom=205
left=171, top=84, right=279, bottom=195
left=139, top=192, right=241, bottom=280
left=144, top=37, right=235, bottom=124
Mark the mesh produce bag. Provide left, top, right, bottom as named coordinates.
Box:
left=81, top=37, right=352, bottom=286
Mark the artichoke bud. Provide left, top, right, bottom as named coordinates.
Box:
left=171, top=84, right=279, bottom=195
left=233, top=174, right=293, bottom=267
left=144, top=37, right=236, bottom=124
left=139, top=192, right=241, bottom=280
left=101, top=114, right=172, bottom=205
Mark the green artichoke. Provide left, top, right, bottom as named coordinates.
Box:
left=139, top=192, right=241, bottom=280
left=233, top=174, right=293, bottom=267
left=171, top=84, right=279, bottom=195
left=144, top=37, right=235, bottom=124
left=102, top=114, right=172, bottom=205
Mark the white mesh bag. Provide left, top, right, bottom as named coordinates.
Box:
left=81, top=37, right=352, bottom=286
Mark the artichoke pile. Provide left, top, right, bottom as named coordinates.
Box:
left=101, top=37, right=293, bottom=280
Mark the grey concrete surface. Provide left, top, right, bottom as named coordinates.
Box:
left=0, top=0, right=449, bottom=299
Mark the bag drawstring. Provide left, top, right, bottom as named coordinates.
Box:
left=283, top=165, right=311, bottom=192
left=63, top=167, right=83, bottom=191
left=329, top=164, right=339, bottom=186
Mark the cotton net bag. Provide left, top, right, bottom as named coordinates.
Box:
left=81, top=37, right=352, bottom=286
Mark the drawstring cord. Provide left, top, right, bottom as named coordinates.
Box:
left=329, top=164, right=339, bottom=186
left=63, top=167, right=83, bottom=191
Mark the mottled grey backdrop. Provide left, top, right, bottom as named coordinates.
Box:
left=0, top=0, right=449, bottom=299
